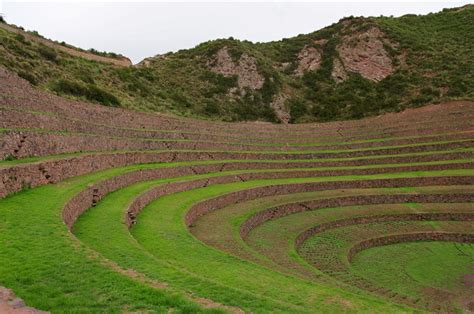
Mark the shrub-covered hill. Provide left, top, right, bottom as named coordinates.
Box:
left=0, top=4, right=473, bottom=123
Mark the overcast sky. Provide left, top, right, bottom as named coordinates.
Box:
left=2, top=1, right=471, bottom=63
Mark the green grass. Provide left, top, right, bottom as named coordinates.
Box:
left=351, top=242, right=474, bottom=299
left=243, top=199, right=472, bottom=270
left=74, top=168, right=473, bottom=312
left=300, top=219, right=473, bottom=309
left=0, top=163, right=230, bottom=313
left=186, top=184, right=474, bottom=311
left=187, top=188, right=473, bottom=289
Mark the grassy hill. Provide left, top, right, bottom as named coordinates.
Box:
left=0, top=5, right=473, bottom=123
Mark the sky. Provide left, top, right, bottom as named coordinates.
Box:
left=2, top=1, right=471, bottom=64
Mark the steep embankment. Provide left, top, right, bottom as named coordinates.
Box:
left=0, top=5, right=472, bottom=123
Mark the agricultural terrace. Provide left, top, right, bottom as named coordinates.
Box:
left=0, top=67, right=473, bottom=312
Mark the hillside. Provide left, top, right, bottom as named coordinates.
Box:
left=0, top=5, right=473, bottom=123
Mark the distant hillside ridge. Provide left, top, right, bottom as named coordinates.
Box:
left=0, top=4, right=472, bottom=123
left=0, top=23, right=132, bottom=66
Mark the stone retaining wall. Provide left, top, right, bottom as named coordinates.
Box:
left=60, top=166, right=473, bottom=229
left=184, top=176, right=474, bottom=226
left=2, top=128, right=473, bottom=159
left=347, top=232, right=474, bottom=263
left=3, top=148, right=472, bottom=198
left=2, top=105, right=473, bottom=146
left=294, top=212, right=474, bottom=249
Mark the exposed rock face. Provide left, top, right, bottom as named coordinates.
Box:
left=270, top=93, right=290, bottom=124
left=336, top=26, right=395, bottom=82
left=331, top=58, right=348, bottom=83
left=137, top=58, right=152, bottom=67
left=295, top=46, right=322, bottom=76
left=210, top=47, right=264, bottom=90
left=137, top=55, right=169, bottom=67
left=274, top=62, right=291, bottom=72
left=313, top=38, right=328, bottom=46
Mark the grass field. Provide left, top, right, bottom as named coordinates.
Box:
left=352, top=241, right=474, bottom=308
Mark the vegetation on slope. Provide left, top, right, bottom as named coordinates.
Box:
left=0, top=5, right=472, bottom=122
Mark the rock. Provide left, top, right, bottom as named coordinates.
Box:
left=0, top=286, right=49, bottom=313
left=295, top=46, right=322, bottom=76
left=274, top=62, right=291, bottom=71
left=270, top=93, right=290, bottom=124
left=209, top=47, right=265, bottom=90
left=313, top=38, right=328, bottom=46
left=331, top=58, right=348, bottom=83
left=336, top=25, right=396, bottom=82
left=8, top=298, right=25, bottom=308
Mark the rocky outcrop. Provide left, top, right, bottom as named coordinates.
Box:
left=137, top=57, right=153, bottom=67
left=331, top=58, right=348, bottom=83
left=270, top=93, right=290, bottom=123
left=295, top=46, right=322, bottom=76
left=137, top=55, right=168, bottom=67
left=209, top=47, right=264, bottom=90
left=336, top=25, right=396, bottom=82
left=290, top=24, right=397, bottom=83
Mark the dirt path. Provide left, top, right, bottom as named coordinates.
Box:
left=0, top=287, right=49, bottom=314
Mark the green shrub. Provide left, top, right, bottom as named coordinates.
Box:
left=3, top=38, right=33, bottom=58
left=168, top=91, right=191, bottom=108
left=15, top=34, right=28, bottom=44
left=52, top=79, right=85, bottom=96
left=201, top=71, right=237, bottom=97
left=288, top=98, right=308, bottom=123
left=311, top=103, right=338, bottom=121
left=446, top=77, right=468, bottom=97
left=18, top=71, right=38, bottom=85
left=260, top=73, right=281, bottom=104
left=86, top=85, right=120, bottom=107
left=203, top=101, right=220, bottom=115
left=232, top=93, right=278, bottom=123
left=76, top=72, right=95, bottom=84
left=4, top=154, right=17, bottom=161
left=88, top=48, right=119, bottom=58
left=38, top=45, right=58, bottom=62
left=228, top=46, right=244, bottom=62
left=52, top=79, right=120, bottom=107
